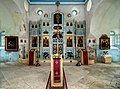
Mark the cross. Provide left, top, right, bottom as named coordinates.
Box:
left=55, top=1, right=60, bottom=11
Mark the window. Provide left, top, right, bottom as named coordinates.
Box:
left=72, top=10, right=78, bottom=15
left=32, top=25, right=34, bottom=28
left=110, top=31, right=115, bottom=46
left=81, top=24, right=83, bottom=28
left=70, top=22, right=73, bottom=26
left=115, top=34, right=120, bottom=45
left=66, top=22, right=69, bottom=26
left=110, top=31, right=120, bottom=47
left=24, top=40, right=26, bottom=43
left=21, top=39, right=23, bottom=43
left=0, top=31, right=5, bottom=47
left=37, top=10, right=43, bottom=15
left=35, top=24, right=37, bottom=28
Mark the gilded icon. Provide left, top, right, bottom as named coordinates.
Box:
left=66, top=36, right=73, bottom=47
left=77, top=36, right=84, bottom=47
left=43, top=36, right=49, bottom=47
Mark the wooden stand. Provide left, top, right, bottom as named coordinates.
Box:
left=103, top=55, right=112, bottom=64
left=88, top=60, right=95, bottom=65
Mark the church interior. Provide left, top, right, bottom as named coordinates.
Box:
left=0, top=0, right=120, bottom=89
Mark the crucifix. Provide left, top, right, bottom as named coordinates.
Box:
left=55, top=1, right=60, bottom=11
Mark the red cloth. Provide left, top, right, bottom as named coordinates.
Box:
left=53, top=58, right=61, bottom=83
left=29, top=49, right=35, bottom=65
left=82, top=49, right=88, bottom=65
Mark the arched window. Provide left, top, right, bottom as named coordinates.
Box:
left=0, top=31, right=5, bottom=47
left=110, top=31, right=115, bottom=46
left=110, top=31, right=120, bottom=47
left=115, top=34, right=120, bottom=46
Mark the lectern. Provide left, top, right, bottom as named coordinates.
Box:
left=51, top=54, right=63, bottom=87
left=46, top=54, right=68, bottom=89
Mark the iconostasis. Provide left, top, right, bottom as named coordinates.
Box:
left=29, top=12, right=86, bottom=60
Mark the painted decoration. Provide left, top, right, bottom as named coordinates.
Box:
left=53, top=44, right=57, bottom=54
left=58, top=44, right=63, bottom=54
left=66, top=52, right=74, bottom=59
left=43, top=52, right=49, bottom=59
left=5, top=36, right=18, bottom=51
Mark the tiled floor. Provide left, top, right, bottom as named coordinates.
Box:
left=0, top=62, right=120, bottom=89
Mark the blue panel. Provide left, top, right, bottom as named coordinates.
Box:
left=0, top=48, right=19, bottom=62
left=109, top=49, right=120, bottom=62
left=29, top=0, right=86, bottom=2
left=96, top=45, right=120, bottom=62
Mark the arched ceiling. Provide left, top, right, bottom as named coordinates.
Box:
left=0, top=0, right=25, bottom=35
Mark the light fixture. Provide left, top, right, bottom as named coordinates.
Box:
left=37, top=10, right=43, bottom=15
left=72, top=10, right=77, bottom=15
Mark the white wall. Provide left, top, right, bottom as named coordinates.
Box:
left=0, top=2, right=15, bottom=35
left=29, top=5, right=85, bottom=21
